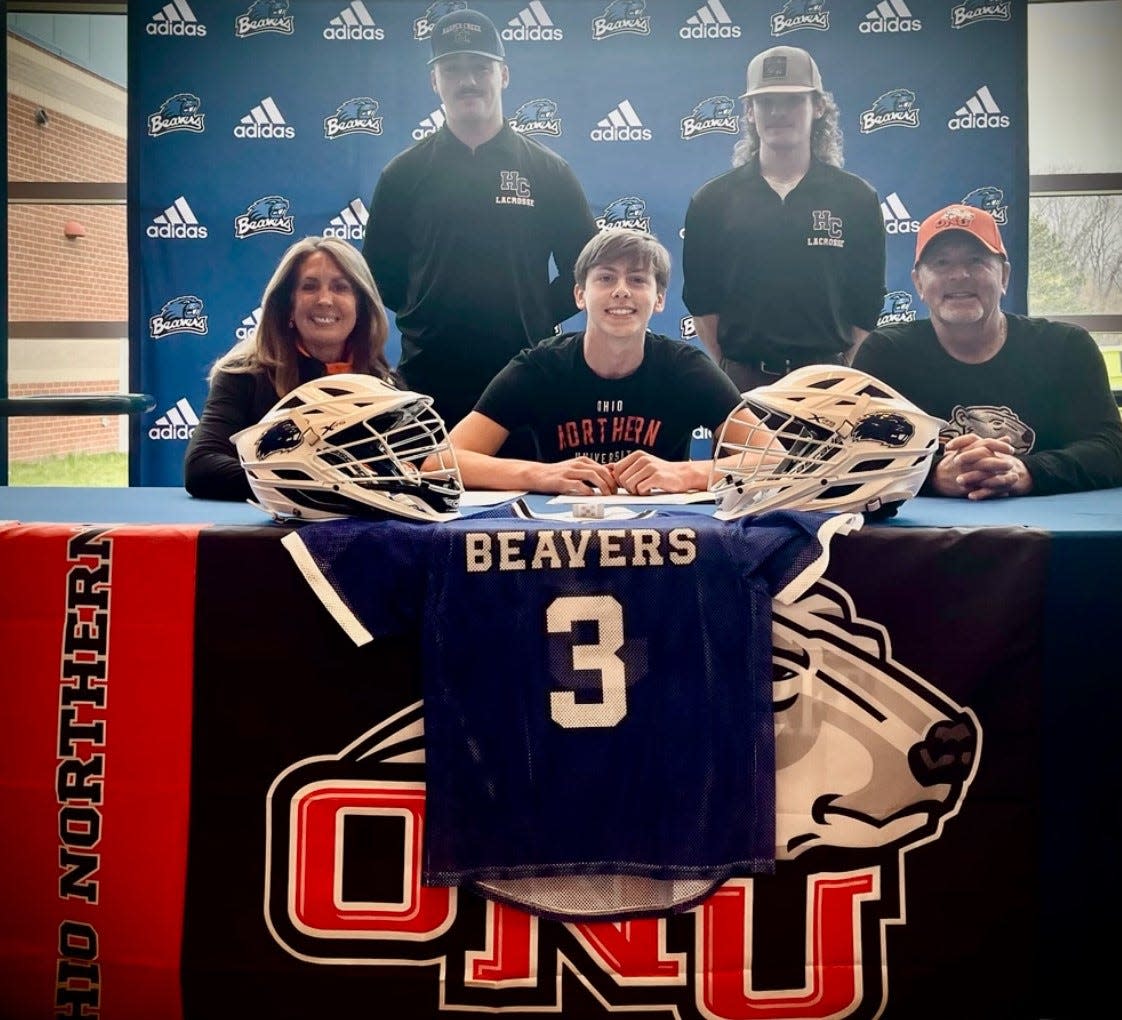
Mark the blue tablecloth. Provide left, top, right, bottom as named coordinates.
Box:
left=2, top=485, right=1121, bottom=533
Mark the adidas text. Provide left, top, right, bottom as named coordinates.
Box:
left=234, top=123, right=295, bottom=139
left=590, top=125, right=651, bottom=142
left=146, top=223, right=208, bottom=239
left=502, top=24, right=562, bottom=41
left=149, top=422, right=195, bottom=440
left=948, top=112, right=1010, bottom=130
left=324, top=25, right=384, bottom=40
left=884, top=218, right=919, bottom=234
left=323, top=223, right=364, bottom=241
left=679, top=23, right=740, bottom=39
left=860, top=17, right=920, bottom=32
left=146, top=21, right=206, bottom=36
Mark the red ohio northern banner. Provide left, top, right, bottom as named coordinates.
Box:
left=1, top=519, right=1050, bottom=1019
left=0, top=522, right=201, bottom=1020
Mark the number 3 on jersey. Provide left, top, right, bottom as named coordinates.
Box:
left=547, top=595, right=627, bottom=729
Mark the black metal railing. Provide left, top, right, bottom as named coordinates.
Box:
left=0, top=394, right=154, bottom=485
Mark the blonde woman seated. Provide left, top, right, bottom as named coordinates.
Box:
left=185, top=236, right=394, bottom=501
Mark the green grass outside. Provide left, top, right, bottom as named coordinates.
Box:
left=9, top=452, right=128, bottom=487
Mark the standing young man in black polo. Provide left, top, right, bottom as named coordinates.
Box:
left=682, top=45, right=886, bottom=392
left=363, top=8, right=597, bottom=442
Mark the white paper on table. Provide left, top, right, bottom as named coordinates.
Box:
left=547, top=490, right=717, bottom=506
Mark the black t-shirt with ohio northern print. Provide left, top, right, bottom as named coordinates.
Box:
left=475, top=331, right=742, bottom=464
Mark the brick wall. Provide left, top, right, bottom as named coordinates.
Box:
left=8, top=204, right=127, bottom=321
left=7, top=69, right=128, bottom=463
left=8, top=93, right=125, bottom=184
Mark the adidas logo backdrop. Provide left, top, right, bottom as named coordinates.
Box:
left=132, top=0, right=1027, bottom=492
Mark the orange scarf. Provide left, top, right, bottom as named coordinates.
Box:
left=297, top=343, right=353, bottom=375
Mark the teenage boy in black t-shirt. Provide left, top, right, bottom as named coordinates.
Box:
left=446, top=229, right=748, bottom=496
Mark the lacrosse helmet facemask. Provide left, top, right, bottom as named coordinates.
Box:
left=233, top=374, right=462, bottom=522
left=709, top=365, right=943, bottom=517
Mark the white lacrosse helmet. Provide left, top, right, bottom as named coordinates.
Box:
left=232, top=374, right=462, bottom=522
left=709, top=365, right=943, bottom=517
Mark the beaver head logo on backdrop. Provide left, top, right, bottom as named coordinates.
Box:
left=235, top=0, right=294, bottom=37
left=860, top=88, right=921, bottom=132
left=597, top=195, right=651, bottom=232
left=681, top=95, right=738, bottom=140
left=148, top=93, right=205, bottom=136
left=772, top=0, right=830, bottom=36
left=324, top=98, right=383, bottom=139
left=593, top=0, right=651, bottom=40
left=509, top=98, right=562, bottom=137
left=149, top=295, right=208, bottom=339
left=961, top=184, right=1009, bottom=224
left=414, top=0, right=468, bottom=41
left=234, top=195, right=295, bottom=239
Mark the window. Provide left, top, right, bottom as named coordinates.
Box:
left=5, top=8, right=127, bottom=484
left=1028, top=0, right=1122, bottom=392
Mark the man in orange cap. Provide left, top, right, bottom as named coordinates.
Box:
left=853, top=203, right=1122, bottom=497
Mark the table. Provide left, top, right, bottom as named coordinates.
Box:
left=3, top=487, right=1120, bottom=1020
left=4, top=485, right=1121, bottom=531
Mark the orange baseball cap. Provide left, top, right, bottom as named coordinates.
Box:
left=915, top=203, right=1007, bottom=265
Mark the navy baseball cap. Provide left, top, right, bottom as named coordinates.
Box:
left=428, top=8, right=506, bottom=64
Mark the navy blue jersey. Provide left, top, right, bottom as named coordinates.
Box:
left=283, top=506, right=858, bottom=919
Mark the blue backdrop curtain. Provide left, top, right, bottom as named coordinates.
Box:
left=128, top=0, right=1027, bottom=485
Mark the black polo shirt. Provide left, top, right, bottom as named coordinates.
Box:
left=363, top=124, right=597, bottom=426
left=682, top=159, right=885, bottom=363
